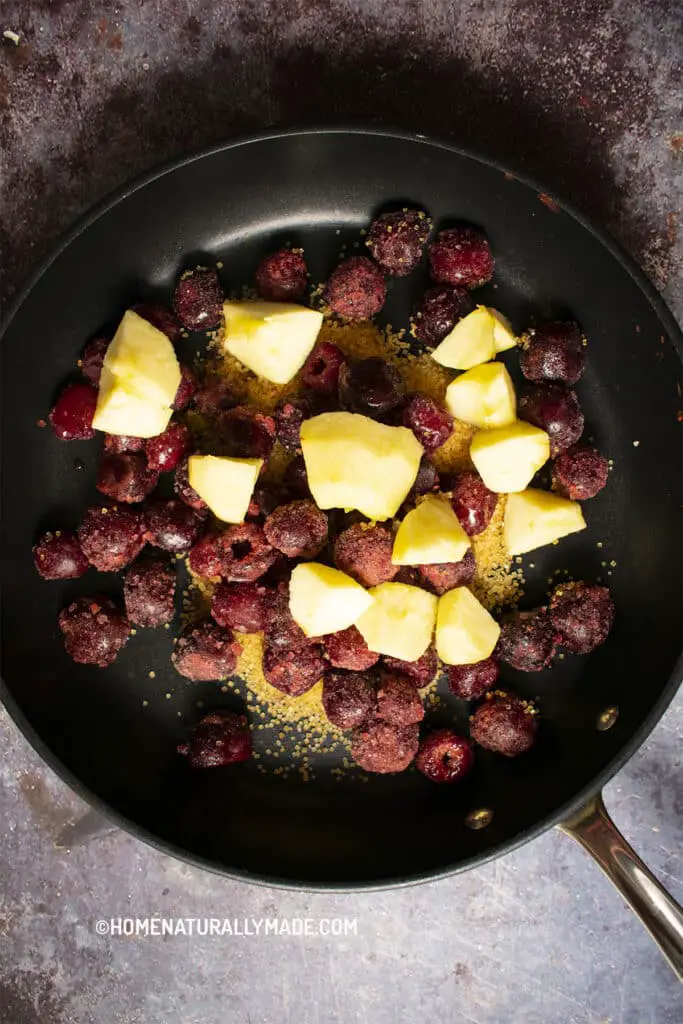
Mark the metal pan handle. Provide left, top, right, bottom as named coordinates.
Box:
left=558, top=793, right=683, bottom=981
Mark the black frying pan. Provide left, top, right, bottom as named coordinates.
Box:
left=2, top=129, right=682, bottom=971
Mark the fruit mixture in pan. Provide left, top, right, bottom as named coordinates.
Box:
left=35, top=209, right=614, bottom=782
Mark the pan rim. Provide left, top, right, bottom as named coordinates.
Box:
left=1, top=125, right=682, bottom=892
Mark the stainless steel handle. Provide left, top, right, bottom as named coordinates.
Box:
left=558, top=793, right=683, bottom=981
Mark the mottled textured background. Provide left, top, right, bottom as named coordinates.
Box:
left=0, top=2, right=682, bottom=1022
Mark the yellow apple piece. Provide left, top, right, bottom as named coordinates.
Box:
left=223, top=300, right=323, bottom=384
left=489, top=308, right=518, bottom=352
left=188, top=455, right=263, bottom=524
left=300, top=412, right=423, bottom=520
left=436, top=587, right=501, bottom=665
left=289, top=563, right=374, bottom=638
left=356, top=582, right=438, bottom=661
left=445, top=361, right=517, bottom=429
left=504, top=488, right=586, bottom=555
left=392, top=494, right=470, bottom=566
left=431, top=306, right=496, bottom=370
left=470, top=421, right=550, bottom=493
left=92, top=309, right=181, bottom=437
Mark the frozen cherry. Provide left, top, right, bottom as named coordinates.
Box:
left=383, top=647, right=438, bottom=688
left=322, top=670, right=377, bottom=729
left=59, top=596, right=129, bottom=667
left=248, top=482, right=290, bottom=520
left=255, top=248, right=308, bottom=302
left=497, top=609, right=556, bottom=671
left=188, top=531, right=225, bottom=579
left=275, top=397, right=314, bottom=453
left=415, top=729, right=474, bottom=783
left=143, top=498, right=203, bottom=552
left=520, top=321, right=585, bottom=385
left=402, top=394, right=453, bottom=452
left=334, top=523, right=398, bottom=588
left=49, top=382, right=98, bottom=441
left=518, top=384, right=584, bottom=456
left=449, top=472, right=498, bottom=536
left=325, top=256, right=386, bottom=319
left=123, top=556, right=176, bottom=627
left=414, top=286, right=472, bottom=347
left=552, top=444, right=609, bottom=500
left=104, top=434, right=145, bottom=454
left=172, top=620, right=240, bottom=681
left=366, top=208, right=432, bottom=276
left=301, top=342, right=346, bottom=394
left=448, top=657, right=499, bottom=700
left=411, top=457, right=441, bottom=498
left=218, top=523, right=277, bottom=583
left=33, top=530, right=89, bottom=580
left=132, top=302, right=181, bottom=344
left=78, top=504, right=145, bottom=572
left=144, top=421, right=191, bottom=473
left=96, top=452, right=159, bottom=504
left=428, top=226, right=494, bottom=289
left=80, top=336, right=109, bottom=385
left=173, top=365, right=197, bottom=411
left=211, top=581, right=274, bottom=633
left=470, top=693, right=538, bottom=756
left=419, top=549, right=476, bottom=596
left=174, top=458, right=208, bottom=513
left=264, top=582, right=310, bottom=651
left=219, top=407, right=276, bottom=460
left=376, top=672, right=425, bottom=726
left=262, top=643, right=325, bottom=697
left=323, top=626, right=379, bottom=671
left=350, top=720, right=419, bottom=773
left=177, top=710, right=252, bottom=767
left=338, top=357, right=404, bottom=418
left=549, top=581, right=614, bottom=654
left=172, top=266, right=223, bottom=331
left=264, top=500, right=328, bottom=559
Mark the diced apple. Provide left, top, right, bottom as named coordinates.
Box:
left=356, top=582, right=438, bottom=661
left=470, top=421, right=550, bottom=493
left=392, top=494, right=470, bottom=566
left=489, top=309, right=518, bottom=352
left=92, top=309, right=181, bottom=437
left=504, top=488, right=586, bottom=555
left=300, top=412, right=423, bottom=520
left=445, top=361, right=517, bottom=429
left=431, top=306, right=496, bottom=370
left=188, top=455, right=263, bottom=523
left=93, top=366, right=173, bottom=438
left=223, top=301, right=323, bottom=384
left=436, top=587, right=501, bottom=665
left=289, top=563, right=375, bottom=638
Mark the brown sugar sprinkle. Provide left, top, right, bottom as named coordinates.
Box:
left=186, top=313, right=524, bottom=762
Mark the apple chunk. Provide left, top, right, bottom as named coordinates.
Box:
left=489, top=309, right=518, bottom=352
left=392, top=495, right=470, bottom=566
left=300, top=412, right=423, bottom=520
left=470, top=421, right=550, bottom=493
left=289, top=563, right=374, bottom=638
left=504, top=488, right=586, bottom=555
left=445, top=362, right=517, bottom=429
left=93, top=309, right=181, bottom=437
left=356, top=582, right=438, bottom=661
left=436, top=587, right=501, bottom=665
left=431, top=306, right=496, bottom=370
left=188, top=455, right=263, bottom=523
left=223, top=301, right=323, bottom=384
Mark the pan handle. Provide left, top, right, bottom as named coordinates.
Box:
left=558, top=793, right=683, bottom=981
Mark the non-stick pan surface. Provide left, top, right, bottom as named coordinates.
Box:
left=1, top=129, right=682, bottom=889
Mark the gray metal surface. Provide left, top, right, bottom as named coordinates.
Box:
left=0, top=1, right=681, bottom=1021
